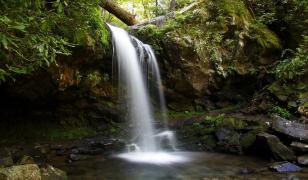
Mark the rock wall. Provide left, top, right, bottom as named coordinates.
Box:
left=133, top=0, right=282, bottom=111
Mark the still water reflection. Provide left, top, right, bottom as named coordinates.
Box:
left=51, top=152, right=308, bottom=180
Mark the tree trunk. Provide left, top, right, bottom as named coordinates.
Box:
left=100, top=0, right=138, bottom=26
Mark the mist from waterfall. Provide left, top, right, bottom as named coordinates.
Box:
left=108, top=24, right=186, bottom=164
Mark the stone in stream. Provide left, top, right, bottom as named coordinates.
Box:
left=270, top=161, right=302, bottom=172
left=291, top=142, right=308, bottom=152
left=76, top=147, right=104, bottom=155
left=297, top=155, right=308, bottom=166
left=55, top=149, right=67, bottom=156
left=257, top=133, right=296, bottom=161
left=272, top=116, right=308, bottom=142
left=68, top=153, right=89, bottom=161
left=0, top=164, right=41, bottom=180
left=239, top=167, right=255, bottom=174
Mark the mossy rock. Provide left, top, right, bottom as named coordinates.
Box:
left=240, top=131, right=258, bottom=149
left=220, top=118, right=247, bottom=130
left=216, top=131, right=242, bottom=154
left=201, top=135, right=217, bottom=150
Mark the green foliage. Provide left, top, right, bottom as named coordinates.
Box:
left=202, top=114, right=225, bottom=128
left=192, top=114, right=225, bottom=134
left=249, top=22, right=281, bottom=49
left=87, top=71, right=103, bottom=85
left=246, top=0, right=308, bottom=46
left=49, top=127, right=96, bottom=140
left=168, top=110, right=204, bottom=119
left=268, top=106, right=292, bottom=119
left=0, top=0, right=109, bottom=83
left=168, top=0, right=280, bottom=76
left=0, top=121, right=97, bottom=143
left=116, top=0, right=195, bottom=20
left=275, top=36, right=308, bottom=80
left=245, top=0, right=307, bottom=82
left=220, top=117, right=247, bottom=130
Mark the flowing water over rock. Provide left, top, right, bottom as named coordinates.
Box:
left=108, top=24, right=182, bottom=164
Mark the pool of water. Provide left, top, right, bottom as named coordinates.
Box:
left=50, top=152, right=308, bottom=180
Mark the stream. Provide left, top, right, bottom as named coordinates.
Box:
left=52, top=152, right=308, bottom=180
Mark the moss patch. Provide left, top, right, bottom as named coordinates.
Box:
left=0, top=122, right=97, bottom=144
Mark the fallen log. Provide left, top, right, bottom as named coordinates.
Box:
left=100, top=0, right=138, bottom=26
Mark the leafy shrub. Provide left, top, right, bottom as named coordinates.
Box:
left=275, top=36, right=308, bottom=80
left=192, top=114, right=225, bottom=135
left=202, top=114, right=225, bottom=128
left=268, top=106, right=292, bottom=119
left=0, top=0, right=109, bottom=83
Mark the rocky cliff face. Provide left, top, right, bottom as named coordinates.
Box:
left=0, top=41, right=119, bottom=141
left=133, top=0, right=282, bottom=111
left=0, top=0, right=306, bottom=142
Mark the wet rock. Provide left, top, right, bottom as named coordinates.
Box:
left=257, top=133, right=296, bottom=161
left=50, top=145, right=65, bottom=151
left=203, top=135, right=217, bottom=151
left=55, top=149, right=67, bottom=156
left=76, top=147, right=104, bottom=155
left=91, top=103, right=120, bottom=122
left=40, top=164, right=67, bottom=180
left=71, top=148, right=79, bottom=154
left=239, top=167, right=255, bottom=174
left=0, top=164, right=41, bottom=180
left=90, top=138, right=125, bottom=154
left=270, top=161, right=302, bottom=173
left=240, top=131, right=258, bottom=150
left=216, top=129, right=242, bottom=154
left=297, top=155, right=308, bottom=166
left=215, top=128, right=232, bottom=141
left=68, top=154, right=89, bottom=161
left=286, top=175, right=300, bottom=180
left=17, top=155, right=35, bottom=165
left=272, top=116, right=308, bottom=142
left=290, top=142, right=308, bottom=152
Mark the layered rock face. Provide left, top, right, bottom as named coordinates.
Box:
left=133, top=0, right=282, bottom=111
left=0, top=44, right=118, bottom=141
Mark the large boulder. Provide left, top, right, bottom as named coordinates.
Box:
left=272, top=117, right=308, bottom=142
left=0, top=164, right=67, bottom=180
left=0, top=164, right=41, bottom=180
left=257, top=133, right=296, bottom=161
left=291, top=142, right=308, bottom=152
left=270, top=161, right=302, bottom=173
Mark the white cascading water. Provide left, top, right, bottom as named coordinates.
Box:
left=108, top=24, right=187, bottom=164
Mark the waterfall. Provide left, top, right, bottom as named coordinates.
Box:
left=132, top=37, right=169, bottom=129
left=108, top=24, right=186, bottom=164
